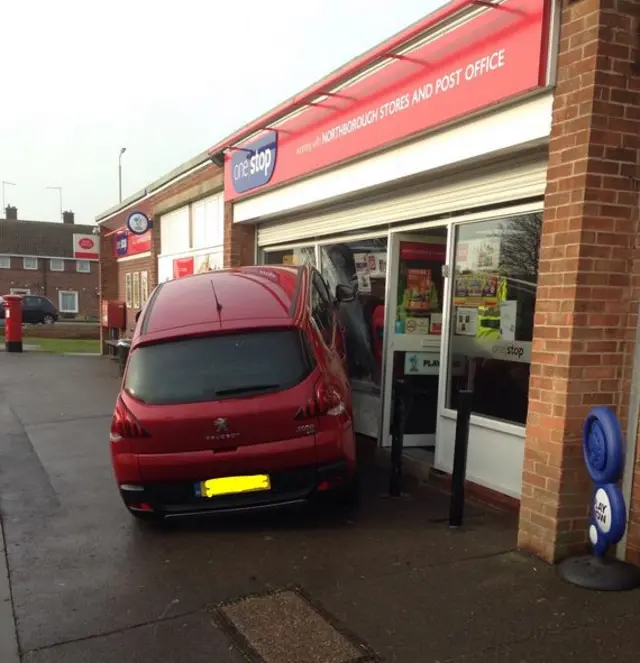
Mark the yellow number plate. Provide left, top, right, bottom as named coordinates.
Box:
left=200, top=475, right=271, bottom=498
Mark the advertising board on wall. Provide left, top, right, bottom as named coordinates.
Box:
left=113, top=229, right=152, bottom=259
left=223, top=0, right=549, bottom=200
left=73, top=234, right=100, bottom=260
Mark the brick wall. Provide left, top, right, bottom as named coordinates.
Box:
left=224, top=202, right=256, bottom=268
left=0, top=256, right=99, bottom=319
left=98, top=161, right=223, bottom=348
left=518, top=0, right=640, bottom=563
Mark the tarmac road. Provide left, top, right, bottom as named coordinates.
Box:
left=1, top=353, right=640, bottom=663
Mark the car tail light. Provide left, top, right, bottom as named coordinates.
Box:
left=315, top=379, right=345, bottom=417
left=110, top=396, right=149, bottom=441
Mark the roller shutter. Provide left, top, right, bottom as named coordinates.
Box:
left=257, top=153, right=547, bottom=247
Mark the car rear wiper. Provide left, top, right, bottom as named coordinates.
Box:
left=215, top=384, right=280, bottom=396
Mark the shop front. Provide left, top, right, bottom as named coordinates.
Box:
left=209, top=0, right=557, bottom=499
left=157, top=192, right=225, bottom=283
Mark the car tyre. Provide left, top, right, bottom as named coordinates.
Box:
left=43, top=315, right=55, bottom=325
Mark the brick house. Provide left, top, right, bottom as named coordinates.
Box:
left=0, top=206, right=99, bottom=319
left=96, top=151, right=223, bottom=345
left=208, top=0, right=640, bottom=568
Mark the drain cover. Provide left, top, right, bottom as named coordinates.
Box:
left=215, top=588, right=377, bottom=663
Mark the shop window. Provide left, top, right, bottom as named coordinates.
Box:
left=192, top=194, right=224, bottom=250
left=311, top=271, right=334, bottom=346
left=125, top=273, right=133, bottom=308
left=132, top=272, right=141, bottom=309
left=263, top=246, right=316, bottom=267
left=160, top=206, right=190, bottom=255
left=320, top=238, right=388, bottom=385
left=446, top=212, right=542, bottom=426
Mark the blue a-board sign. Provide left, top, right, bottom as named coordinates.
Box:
left=582, top=407, right=627, bottom=556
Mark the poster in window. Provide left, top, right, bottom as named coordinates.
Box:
left=140, top=271, right=149, bottom=305
left=455, top=306, right=478, bottom=336
left=173, top=256, right=194, bottom=279
left=125, top=273, right=132, bottom=308
left=132, top=272, right=140, bottom=309
left=405, top=268, right=432, bottom=313
left=456, top=238, right=500, bottom=273
left=454, top=273, right=499, bottom=307
left=353, top=252, right=371, bottom=294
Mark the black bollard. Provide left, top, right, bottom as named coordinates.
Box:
left=116, top=339, right=131, bottom=378
left=389, top=379, right=405, bottom=497
left=449, top=389, right=473, bottom=527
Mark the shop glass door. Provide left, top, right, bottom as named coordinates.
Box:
left=381, top=228, right=450, bottom=448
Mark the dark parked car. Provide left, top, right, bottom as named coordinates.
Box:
left=0, top=295, right=59, bottom=325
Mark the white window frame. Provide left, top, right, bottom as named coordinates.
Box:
left=58, top=290, right=79, bottom=314
left=23, top=257, right=38, bottom=270
left=132, top=272, right=140, bottom=309
left=10, top=288, right=30, bottom=295
left=125, top=273, right=133, bottom=308
left=0, top=255, right=10, bottom=269
left=76, top=260, right=91, bottom=273
left=49, top=258, right=64, bottom=272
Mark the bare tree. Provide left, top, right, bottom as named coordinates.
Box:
left=497, top=213, right=542, bottom=283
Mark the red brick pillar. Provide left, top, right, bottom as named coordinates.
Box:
left=518, top=0, right=639, bottom=563
left=224, top=202, right=256, bottom=268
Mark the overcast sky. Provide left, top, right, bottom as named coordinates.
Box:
left=0, top=0, right=445, bottom=224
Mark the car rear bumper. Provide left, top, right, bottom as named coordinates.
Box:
left=118, top=460, right=353, bottom=518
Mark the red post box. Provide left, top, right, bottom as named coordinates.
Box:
left=4, top=295, right=23, bottom=353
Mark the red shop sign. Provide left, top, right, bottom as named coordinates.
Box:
left=223, top=0, right=549, bottom=201
left=400, top=242, right=446, bottom=263
left=113, top=229, right=152, bottom=258
left=173, top=257, right=194, bottom=279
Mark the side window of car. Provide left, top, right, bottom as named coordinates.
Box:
left=23, top=297, right=38, bottom=309
left=311, top=272, right=333, bottom=346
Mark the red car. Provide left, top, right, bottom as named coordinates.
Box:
left=110, top=264, right=357, bottom=521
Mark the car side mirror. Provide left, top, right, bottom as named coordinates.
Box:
left=335, top=284, right=356, bottom=304
left=135, top=311, right=141, bottom=323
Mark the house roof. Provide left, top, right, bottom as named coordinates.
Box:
left=0, top=218, right=96, bottom=258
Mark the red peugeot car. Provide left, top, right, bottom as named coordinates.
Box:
left=110, top=264, right=358, bottom=521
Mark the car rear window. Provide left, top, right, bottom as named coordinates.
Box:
left=124, top=328, right=314, bottom=405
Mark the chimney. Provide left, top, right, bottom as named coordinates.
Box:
left=62, top=210, right=75, bottom=225
left=4, top=205, right=17, bottom=220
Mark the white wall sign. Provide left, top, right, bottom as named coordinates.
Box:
left=404, top=352, right=465, bottom=376
left=73, top=233, right=100, bottom=260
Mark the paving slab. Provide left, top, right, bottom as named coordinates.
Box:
left=22, top=610, right=246, bottom=663
left=313, top=551, right=640, bottom=663
left=461, top=614, right=640, bottom=663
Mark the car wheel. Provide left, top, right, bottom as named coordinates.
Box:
left=43, top=315, right=55, bottom=325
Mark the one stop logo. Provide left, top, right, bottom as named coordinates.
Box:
left=230, top=130, right=278, bottom=194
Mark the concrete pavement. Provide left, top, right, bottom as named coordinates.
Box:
left=0, top=352, right=639, bottom=662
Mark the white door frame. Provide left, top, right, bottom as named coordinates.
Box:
left=379, top=227, right=452, bottom=448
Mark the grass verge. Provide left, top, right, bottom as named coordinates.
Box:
left=0, top=335, right=100, bottom=354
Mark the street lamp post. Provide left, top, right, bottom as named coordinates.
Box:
left=45, top=186, right=63, bottom=219
left=2, top=181, right=16, bottom=210
left=119, top=147, right=127, bottom=202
